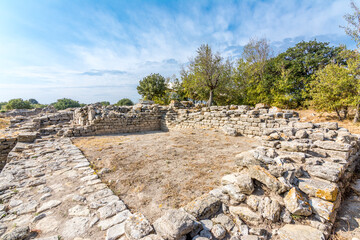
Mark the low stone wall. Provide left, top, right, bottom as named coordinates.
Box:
left=62, top=104, right=163, bottom=137
left=0, top=136, right=17, bottom=170
left=163, top=104, right=298, bottom=136
left=0, top=106, right=57, bottom=118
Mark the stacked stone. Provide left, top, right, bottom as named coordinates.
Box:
left=164, top=105, right=298, bottom=137
left=0, top=136, right=158, bottom=240
left=64, top=104, right=164, bottom=137
left=0, top=136, right=17, bottom=171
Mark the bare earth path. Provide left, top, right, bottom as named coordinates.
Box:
left=73, top=128, right=259, bottom=222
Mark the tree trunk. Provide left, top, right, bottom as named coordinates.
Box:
left=207, top=90, right=214, bottom=107
left=354, top=104, right=360, bottom=123
left=335, top=108, right=342, bottom=121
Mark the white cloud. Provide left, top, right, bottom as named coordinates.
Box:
left=0, top=0, right=355, bottom=103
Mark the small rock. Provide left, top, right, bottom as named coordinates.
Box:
left=2, top=226, right=29, bottom=240
left=154, top=209, right=197, bottom=240
left=284, top=187, right=312, bottom=216
left=37, top=200, right=62, bottom=213
left=211, top=224, right=226, bottom=239
left=125, top=213, right=154, bottom=240
left=278, top=224, right=325, bottom=240
left=184, top=194, right=221, bottom=220
left=106, top=223, right=125, bottom=240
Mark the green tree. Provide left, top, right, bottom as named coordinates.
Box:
left=181, top=44, right=231, bottom=106
left=167, top=76, right=187, bottom=102
left=232, top=38, right=274, bottom=106
left=28, top=98, right=39, bottom=104
left=309, top=59, right=357, bottom=120
left=116, top=98, right=134, bottom=106
left=52, top=98, right=81, bottom=110
left=342, top=1, right=360, bottom=122
left=273, top=40, right=343, bottom=107
left=99, top=101, right=110, bottom=106
left=5, top=98, right=32, bottom=110
left=137, top=73, right=167, bottom=102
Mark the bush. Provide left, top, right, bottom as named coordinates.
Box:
left=116, top=98, right=134, bottom=106
left=99, top=101, right=110, bottom=106
left=5, top=98, right=32, bottom=110
left=52, top=98, right=81, bottom=110
left=28, top=98, right=39, bottom=104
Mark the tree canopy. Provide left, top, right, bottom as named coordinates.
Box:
left=116, top=98, right=134, bottom=106
left=52, top=98, right=81, bottom=110
left=137, top=73, right=167, bottom=103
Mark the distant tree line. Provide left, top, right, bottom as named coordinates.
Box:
left=0, top=97, right=134, bottom=112
left=136, top=2, right=360, bottom=122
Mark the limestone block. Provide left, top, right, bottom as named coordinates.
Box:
left=229, top=205, right=262, bottom=225
left=298, top=178, right=339, bottom=202
left=284, top=187, right=312, bottom=216
left=125, top=213, right=154, bottom=240
left=248, top=165, right=288, bottom=194
left=278, top=224, right=325, bottom=240
left=154, top=209, right=197, bottom=240
left=221, top=171, right=254, bottom=195
left=313, top=140, right=351, bottom=152
left=309, top=196, right=341, bottom=222
left=184, top=194, right=221, bottom=220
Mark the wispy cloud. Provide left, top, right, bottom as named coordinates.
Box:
left=0, top=0, right=355, bottom=104
left=81, top=69, right=127, bottom=76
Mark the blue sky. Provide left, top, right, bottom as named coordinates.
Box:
left=0, top=0, right=356, bottom=104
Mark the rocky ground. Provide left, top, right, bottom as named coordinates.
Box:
left=332, top=170, right=360, bottom=240
left=73, top=128, right=260, bottom=222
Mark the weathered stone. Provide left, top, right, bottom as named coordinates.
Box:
left=184, top=194, right=221, bottom=220
left=284, top=187, right=312, bottom=216
left=229, top=205, right=262, bottom=225
left=68, top=205, right=90, bottom=216
left=61, top=217, right=89, bottom=239
left=211, top=213, right=235, bottom=231
left=309, top=197, right=340, bottom=222
left=37, top=200, right=62, bottom=213
left=277, top=151, right=306, bottom=163
left=318, top=122, right=338, bottom=130
left=351, top=179, right=360, bottom=196
left=154, top=209, right=197, bottom=240
left=278, top=224, right=325, bottom=240
left=199, top=220, right=213, bottom=231
left=125, top=213, right=154, bottom=240
left=235, top=150, right=261, bottom=167
left=17, top=132, right=38, bottom=142
left=258, top=197, right=281, bottom=222
left=294, top=122, right=314, bottom=129
left=221, top=172, right=254, bottom=195
left=298, top=178, right=339, bottom=202
left=211, top=224, right=226, bottom=239
left=248, top=165, right=288, bottom=194
left=98, top=200, right=127, bottom=219
left=305, top=162, right=343, bottom=182
left=98, top=210, right=132, bottom=230
left=106, top=223, right=125, bottom=240
left=2, top=226, right=29, bottom=240
left=222, top=125, right=237, bottom=136
left=280, top=141, right=310, bottom=152
left=313, top=140, right=351, bottom=152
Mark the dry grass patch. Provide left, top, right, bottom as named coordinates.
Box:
left=0, top=118, right=10, bottom=130
left=73, top=129, right=259, bottom=222
left=298, top=109, right=360, bottom=134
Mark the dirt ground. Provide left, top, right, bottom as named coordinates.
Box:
left=73, top=129, right=259, bottom=222
left=331, top=170, right=360, bottom=240
left=0, top=118, right=9, bottom=129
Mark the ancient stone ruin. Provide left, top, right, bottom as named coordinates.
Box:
left=0, top=102, right=359, bottom=240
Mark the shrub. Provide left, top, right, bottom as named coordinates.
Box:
left=52, top=98, right=81, bottom=110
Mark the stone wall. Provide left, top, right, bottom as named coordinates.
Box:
left=0, top=106, right=57, bottom=118
left=62, top=104, right=163, bottom=137
left=0, top=136, right=17, bottom=170
left=0, top=103, right=359, bottom=239
left=163, top=104, right=299, bottom=136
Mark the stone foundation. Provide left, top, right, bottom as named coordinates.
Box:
left=0, top=102, right=359, bottom=239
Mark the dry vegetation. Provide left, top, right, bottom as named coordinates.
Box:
left=73, top=129, right=259, bottom=221
left=0, top=118, right=10, bottom=130
left=297, top=109, right=360, bottom=134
